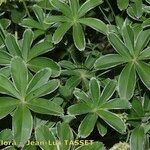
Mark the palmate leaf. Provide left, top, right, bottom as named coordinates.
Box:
left=13, top=105, right=33, bottom=147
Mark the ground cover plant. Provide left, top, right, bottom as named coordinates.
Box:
left=0, top=0, right=149, bottom=150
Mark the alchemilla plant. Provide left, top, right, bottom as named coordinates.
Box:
left=0, top=0, right=149, bottom=150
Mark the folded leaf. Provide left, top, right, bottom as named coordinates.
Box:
left=0, top=97, right=19, bottom=119
left=95, top=54, right=126, bottom=70
left=78, top=0, right=103, bottom=17
left=26, top=79, right=60, bottom=100
left=11, top=57, right=28, bottom=97
left=118, top=63, right=136, bottom=100
left=79, top=113, right=98, bottom=138
left=73, top=23, right=85, bottom=51
left=79, top=18, right=107, bottom=34
left=28, top=57, right=61, bottom=77
left=22, top=29, right=34, bottom=61
left=13, top=106, right=33, bottom=147
left=130, top=126, right=145, bottom=150
left=27, top=98, right=64, bottom=116
left=27, top=68, right=51, bottom=94
left=97, top=110, right=126, bottom=133
left=136, top=61, right=150, bottom=90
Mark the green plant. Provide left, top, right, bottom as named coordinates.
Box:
left=0, top=0, right=150, bottom=150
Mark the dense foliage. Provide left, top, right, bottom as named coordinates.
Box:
left=0, top=0, right=150, bottom=150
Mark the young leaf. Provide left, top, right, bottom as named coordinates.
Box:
left=35, top=125, right=57, bottom=150
left=130, top=126, right=145, bottom=150
left=118, top=63, right=136, bottom=100
left=52, top=22, right=72, bottom=44
left=97, top=110, right=126, bottom=133
left=136, top=61, right=150, bottom=90
left=79, top=113, right=98, bottom=138
left=13, top=106, right=33, bottom=147
left=11, top=57, right=28, bottom=97
left=28, top=57, right=61, bottom=77
left=78, top=0, right=103, bottom=17
left=97, top=122, right=107, bottom=137
left=27, top=68, right=51, bottom=93
left=95, top=54, right=126, bottom=70
left=22, top=29, right=34, bottom=61
left=0, top=97, right=19, bottom=119
left=79, top=18, right=107, bottom=34
left=73, top=23, right=85, bottom=51
left=27, top=98, right=64, bottom=116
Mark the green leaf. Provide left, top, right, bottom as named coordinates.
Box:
left=11, top=57, right=28, bottom=97
left=135, top=29, right=150, bottom=56
left=2, top=146, right=16, bottom=150
left=35, top=125, right=57, bottom=150
left=32, top=5, right=44, bottom=23
left=28, top=57, right=61, bottom=77
left=0, top=97, right=19, bottom=119
left=0, top=74, right=20, bottom=99
left=0, top=50, right=12, bottom=65
left=27, top=98, right=64, bottom=116
left=118, top=63, right=136, bottom=100
left=79, top=18, right=107, bottom=34
left=22, top=29, right=34, bottom=61
left=95, top=54, right=126, bottom=70
left=76, top=142, right=105, bottom=150
left=74, top=88, right=91, bottom=103
left=0, top=18, right=11, bottom=29
left=122, top=24, right=134, bottom=54
left=52, top=22, right=72, bottom=44
left=68, top=103, right=91, bottom=115
left=134, top=0, right=143, bottom=18
left=136, top=61, right=150, bottom=90
left=117, top=0, right=129, bottom=10
left=28, top=40, right=54, bottom=61
left=139, top=47, right=150, bottom=60
left=97, top=110, right=126, bottom=133
left=108, top=33, right=131, bottom=59
left=89, top=77, right=100, bottom=104
left=101, top=98, right=131, bottom=109
left=57, top=122, right=73, bottom=150
left=130, top=126, right=145, bottom=150
left=73, top=23, right=85, bottom=51
left=100, top=80, right=116, bottom=103
left=69, top=0, right=79, bottom=16
left=96, top=122, right=107, bottom=137
left=0, top=129, right=13, bottom=141
left=27, top=68, right=51, bottom=94
left=21, top=18, right=44, bottom=30
left=5, top=34, right=21, bottom=57
left=78, top=0, right=103, bottom=17
left=50, top=0, right=72, bottom=17
left=26, top=79, right=60, bottom=101
left=13, top=106, right=33, bottom=147
left=79, top=113, right=98, bottom=138
left=142, top=18, right=150, bottom=28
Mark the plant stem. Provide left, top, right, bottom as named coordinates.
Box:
left=22, top=0, right=31, bottom=18
left=105, top=0, right=115, bottom=19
